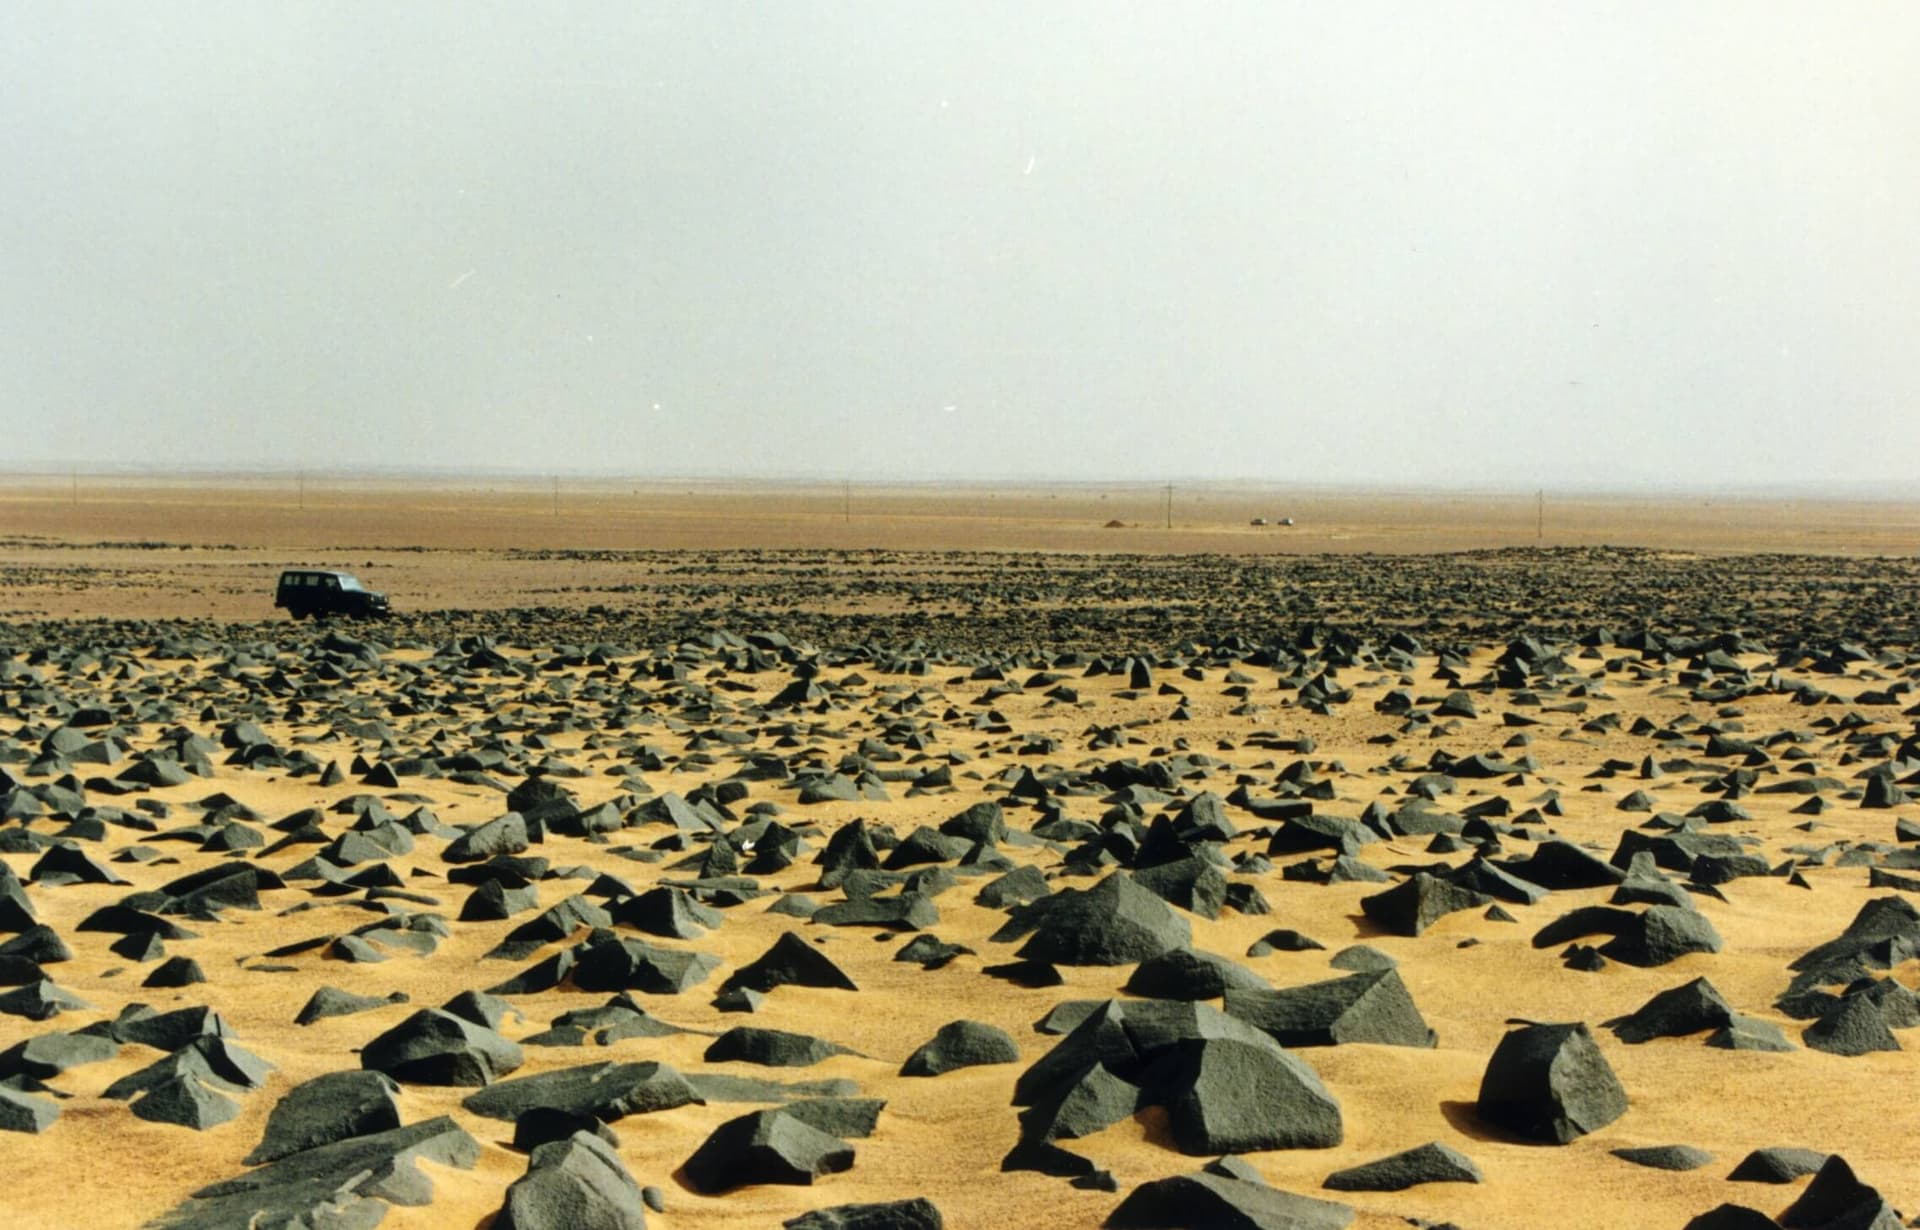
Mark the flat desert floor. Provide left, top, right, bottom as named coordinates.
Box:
left=1, top=479, right=1918, bottom=1230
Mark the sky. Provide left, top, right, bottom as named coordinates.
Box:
left=3, top=3, right=1917, bottom=488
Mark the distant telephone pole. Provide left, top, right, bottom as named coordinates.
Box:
left=297, top=471, right=305, bottom=511
left=1536, top=488, right=1544, bottom=544
left=552, top=475, right=560, bottom=516
left=1164, top=482, right=1173, bottom=530
left=843, top=480, right=851, bottom=524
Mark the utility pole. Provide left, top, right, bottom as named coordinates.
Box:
left=552, top=475, right=560, bottom=516
left=1536, top=488, right=1544, bottom=544
left=843, top=479, right=851, bottom=525
left=298, top=471, right=305, bottom=511
left=1164, top=482, right=1173, bottom=530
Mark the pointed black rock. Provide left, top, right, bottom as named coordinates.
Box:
left=682, top=1108, right=856, bottom=1194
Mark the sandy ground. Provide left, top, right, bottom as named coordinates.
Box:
left=0, top=482, right=1917, bottom=1229
left=2, top=477, right=1918, bottom=623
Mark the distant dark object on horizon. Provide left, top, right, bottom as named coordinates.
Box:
left=274, top=569, right=391, bottom=621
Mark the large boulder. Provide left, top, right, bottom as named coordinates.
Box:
left=1124, top=947, right=1272, bottom=1000
left=1359, top=873, right=1491, bottom=937
left=720, top=933, right=858, bottom=996
left=1475, top=1022, right=1627, bottom=1144
left=1778, top=1155, right=1901, bottom=1230
left=1223, top=969, right=1436, bottom=1049
left=900, top=1020, right=1020, bottom=1076
left=246, top=1070, right=404, bottom=1164
left=705, top=1027, right=856, bottom=1068
left=464, top=1061, right=703, bottom=1123
left=444, top=813, right=531, bottom=863
left=1605, top=977, right=1737, bottom=1044
left=1144, top=1037, right=1344, bottom=1154
left=496, top=1131, right=650, bottom=1230
left=1014, top=998, right=1342, bottom=1155
left=150, top=1116, right=481, bottom=1228
left=361, top=1008, right=523, bottom=1086
left=993, top=873, right=1191, bottom=966
left=682, top=1108, right=855, bottom=1194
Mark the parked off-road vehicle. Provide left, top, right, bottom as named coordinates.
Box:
left=274, top=569, right=390, bottom=621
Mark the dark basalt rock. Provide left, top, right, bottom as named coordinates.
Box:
left=1682, top=1205, right=1787, bottom=1230
left=1106, top=1168, right=1354, bottom=1230
left=720, top=932, right=859, bottom=996
left=150, top=1115, right=481, bottom=1229
left=495, top=1130, right=650, bottom=1230
left=900, top=1020, right=1020, bottom=1076
left=1533, top=904, right=1723, bottom=967
left=975, top=865, right=1050, bottom=909
left=1706, top=1016, right=1796, bottom=1052
left=682, top=1107, right=856, bottom=1194
left=1728, top=1147, right=1831, bottom=1183
left=443, top=989, right=521, bottom=1031
left=1322, top=1141, right=1482, bottom=1191
left=1605, top=977, right=1736, bottom=1043
left=360, top=1008, right=523, bottom=1086
left=105, top=1034, right=273, bottom=1130
left=141, top=955, right=206, bottom=988
left=460, top=878, right=541, bottom=921
left=464, top=1060, right=704, bottom=1123
left=1613, top=1144, right=1715, bottom=1171
left=1475, top=1021, right=1627, bottom=1144
left=1778, top=1155, right=1900, bottom=1230
left=1802, top=995, right=1901, bottom=1056
left=1017, top=1060, right=1144, bottom=1143
left=107, top=1003, right=230, bottom=1051
left=1126, top=940, right=1269, bottom=997
left=295, top=985, right=410, bottom=1026
left=1223, top=969, right=1436, bottom=1049
left=812, top=892, right=939, bottom=931
left=1144, top=1036, right=1344, bottom=1155
left=1130, top=856, right=1229, bottom=920
left=444, top=812, right=531, bottom=863
left=705, top=1026, right=857, bottom=1068
left=1359, top=873, right=1492, bottom=937
left=1502, top=840, right=1627, bottom=889
left=783, top=1196, right=944, bottom=1230
left=570, top=934, right=720, bottom=995
left=512, top=1106, right=622, bottom=1152
left=246, top=1069, right=404, bottom=1164
left=779, top=1096, right=888, bottom=1140
left=609, top=886, right=722, bottom=938
left=1246, top=929, right=1326, bottom=956
left=0, top=1084, right=59, bottom=1134
left=0, top=1028, right=119, bottom=1079
left=993, top=872, right=1192, bottom=966
left=1328, top=945, right=1396, bottom=972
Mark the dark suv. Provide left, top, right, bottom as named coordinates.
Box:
left=274, top=569, right=391, bottom=621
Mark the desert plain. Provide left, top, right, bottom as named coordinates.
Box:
left=2, top=477, right=1920, bottom=1230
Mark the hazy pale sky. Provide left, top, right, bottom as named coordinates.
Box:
left=4, top=4, right=1916, bottom=486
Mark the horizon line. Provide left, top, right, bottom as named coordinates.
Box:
left=1, top=462, right=1917, bottom=502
